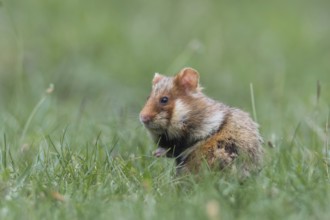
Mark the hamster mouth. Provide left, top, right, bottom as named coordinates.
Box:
left=143, top=124, right=165, bottom=134
left=143, top=119, right=168, bottom=131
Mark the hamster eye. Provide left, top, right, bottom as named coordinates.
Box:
left=160, top=96, right=169, bottom=104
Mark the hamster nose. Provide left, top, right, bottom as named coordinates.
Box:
left=140, top=114, right=152, bottom=124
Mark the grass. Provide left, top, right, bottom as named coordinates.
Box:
left=1, top=0, right=330, bottom=219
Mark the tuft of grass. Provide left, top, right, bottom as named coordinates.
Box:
left=250, top=83, right=258, bottom=123
left=20, top=84, right=54, bottom=144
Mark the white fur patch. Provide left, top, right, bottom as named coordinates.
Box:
left=193, top=109, right=225, bottom=139
left=172, top=99, right=190, bottom=124
left=167, top=99, right=190, bottom=138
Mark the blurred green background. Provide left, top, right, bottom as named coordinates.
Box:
left=2, top=0, right=329, bottom=106
left=0, top=0, right=330, bottom=219
left=1, top=0, right=330, bottom=174
left=1, top=0, right=329, bottom=119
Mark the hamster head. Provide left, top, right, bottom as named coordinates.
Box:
left=139, top=67, right=202, bottom=138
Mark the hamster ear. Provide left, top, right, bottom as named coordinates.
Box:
left=152, top=73, right=164, bottom=85
left=175, top=67, right=200, bottom=91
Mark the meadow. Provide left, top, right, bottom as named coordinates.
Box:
left=0, top=0, right=330, bottom=219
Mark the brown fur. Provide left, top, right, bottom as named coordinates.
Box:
left=178, top=108, right=263, bottom=176
left=140, top=67, right=263, bottom=176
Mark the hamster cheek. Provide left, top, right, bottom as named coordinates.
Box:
left=153, top=111, right=170, bottom=129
